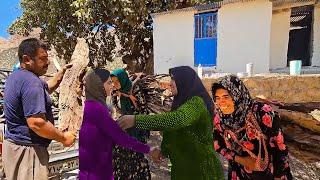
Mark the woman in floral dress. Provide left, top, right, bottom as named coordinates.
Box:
left=110, top=68, right=151, bottom=179
left=211, top=75, right=292, bottom=180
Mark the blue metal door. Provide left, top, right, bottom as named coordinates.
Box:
left=194, top=12, right=217, bottom=67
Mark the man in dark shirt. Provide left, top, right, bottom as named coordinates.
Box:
left=3, top=38, right=76, bottom=180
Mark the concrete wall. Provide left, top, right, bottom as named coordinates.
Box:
left=270, top=9, right=291, bottom=69
left=311, top=5, right=320, bottom=66
left=202, top=75, right=320, bottom=103
left=153, top=11, right=195, bottom=74
left=217, top=0, right=273, bottom=74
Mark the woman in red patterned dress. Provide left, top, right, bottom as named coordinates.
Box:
left=211, top=75, right=292, bottom=180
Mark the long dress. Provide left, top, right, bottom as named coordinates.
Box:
left=111, top=68, right=151, bottom=179
left=79, top=100, right=150, bottom=180
left=135, top=96, right=224, bottom=180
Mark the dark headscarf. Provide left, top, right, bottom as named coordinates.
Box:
left=111, top=68, right=133, bottom=114
left=169, top=66, right=213, bottom=115
left=211, top=75, right=253, bottom=130
left=84, top=68, right=110, bottom=106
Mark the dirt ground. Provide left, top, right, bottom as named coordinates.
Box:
left=148, top=131, right=320, bottom=180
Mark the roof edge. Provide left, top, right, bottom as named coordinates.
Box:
left=151, top=0, right=318, bottom=18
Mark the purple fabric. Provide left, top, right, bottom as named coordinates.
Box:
left=79, top=100, right=150, bottom=180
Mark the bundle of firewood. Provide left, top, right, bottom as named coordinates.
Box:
left=274, top=103, right=320, bottom=163
left=256, top=97, right=320, bottom=163
left=111, top=74, right=173, bottom=115
left=132, top=74, right=172, bottom=114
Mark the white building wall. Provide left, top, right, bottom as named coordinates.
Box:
left=311, top=5, right=320, bottom=66
left=217, top=0, right=273, bottom=74
left=270, top=9, right=291, bottom=69
left=153, top=11, right=195, bottom=74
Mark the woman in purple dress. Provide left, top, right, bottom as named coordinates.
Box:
left=79, top=68, right=152, bottom=180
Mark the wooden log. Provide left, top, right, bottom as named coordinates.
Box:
left=276, top=107, right=320, bottom=133
left=58, top=38, right=89, bottom=132
left=281, top=102, right=320, bottom=113
left=282, top=124, right=320, bottom=163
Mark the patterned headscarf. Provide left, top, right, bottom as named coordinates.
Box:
left=211, top=75, right=253, bottom=130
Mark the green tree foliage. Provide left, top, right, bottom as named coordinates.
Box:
left=9, top=0, right=217, bottom=73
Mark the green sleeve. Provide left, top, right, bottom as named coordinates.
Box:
left=135, top=96, right=206, bottom=131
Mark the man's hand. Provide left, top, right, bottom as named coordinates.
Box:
left=117, top=115, right=135, bottom=130
left=47, top=63, right=73, bottom=93
left=62, top=63, right=73, bottom=72
left=61, top=131, right=76, bottom=147
left=27, top=114, right=76, bottom=146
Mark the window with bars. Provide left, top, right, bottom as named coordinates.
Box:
left=195, top=13, right=217, bottom=39
left=194, top=12, right=218, bottom=67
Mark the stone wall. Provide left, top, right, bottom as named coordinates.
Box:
left=202, top=74, right=320, bottom=103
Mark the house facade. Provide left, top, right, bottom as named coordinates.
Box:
left=152, top=0, right=320, bottom=74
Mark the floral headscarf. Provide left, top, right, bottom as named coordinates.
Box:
left=211, top=75, right=292, bottom=175
left=212, top=75, right=253, bottom=130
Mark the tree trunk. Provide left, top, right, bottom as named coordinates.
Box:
left=280, top=102, right=320, bottom=114
left=58, top=38, right=89, bottom=132
left=145, top=52, right=154, bottom=75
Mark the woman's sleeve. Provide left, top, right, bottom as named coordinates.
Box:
left=267, top=112, right=292, bottom=179
left=213, top=129, right=236, bottom=161
left=96, top=105, right=150, bottom=154
left=135, top=96, right=205, bottom=131
left=212, top=113, right=236, bottom=161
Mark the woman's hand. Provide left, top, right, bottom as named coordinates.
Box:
left=112, top=90, right=121, bottom=97
left=117, top=115, right=136, bottom=130
left=242, top=156, right=258, bottom=171
left=149, top=148, right=164, bottom=165
left=235, top=155, right=260, bottom=171
left=129, top=94, right=138, bottom=109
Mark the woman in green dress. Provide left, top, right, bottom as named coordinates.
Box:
left=118, top=66, right=224, bottom=180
